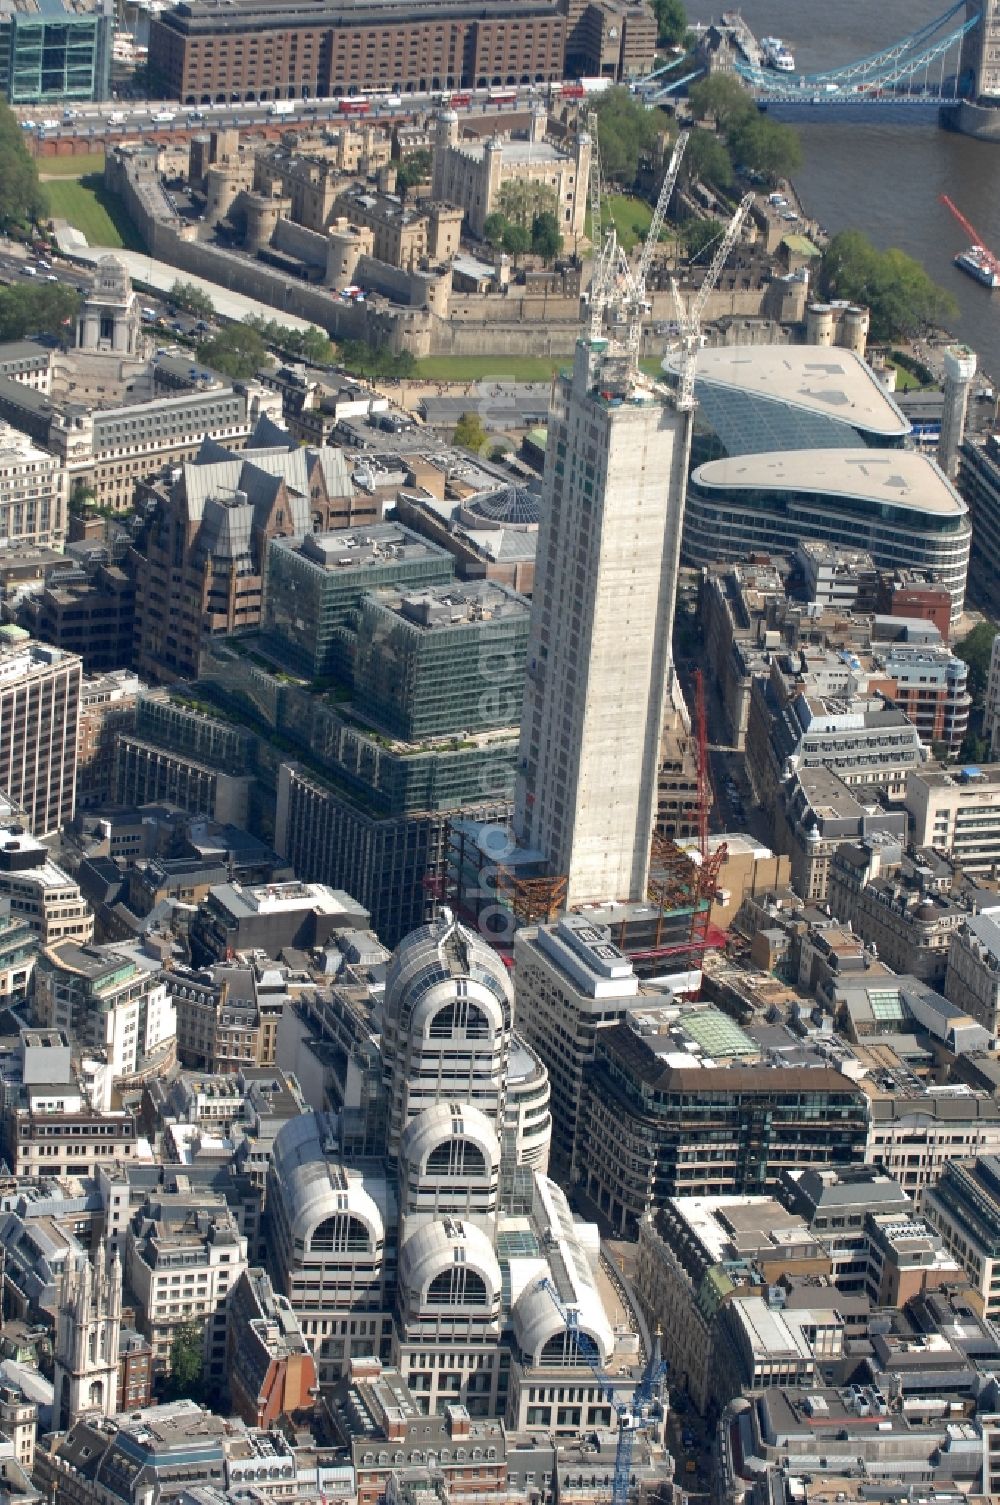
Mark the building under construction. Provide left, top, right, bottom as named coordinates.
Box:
left=442, top=817, right=725, bottom=975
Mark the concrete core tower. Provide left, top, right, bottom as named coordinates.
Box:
left=514, top=335, right=692, bottom=908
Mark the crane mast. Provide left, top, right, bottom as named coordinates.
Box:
left=585, top=123, right=689, bottom=374
left=535, top=1278, right=667, bottom=1505
left=584, top=113, right=751, bottom=396
left=669, top=192, right=754, bottom=410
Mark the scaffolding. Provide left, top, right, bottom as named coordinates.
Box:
left=430, top=818, right=727, bottom=964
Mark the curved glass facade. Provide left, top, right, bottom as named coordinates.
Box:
left=689, top=379, right=904, bottom=467
left=684, top=474, right=971, bottom=620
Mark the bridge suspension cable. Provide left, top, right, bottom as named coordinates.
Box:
left=735, top=2, right=979, bottom=102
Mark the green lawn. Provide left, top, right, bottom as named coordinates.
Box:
left=43, top=175, right=143, bottom=250
left=414, top=355, right=562, bottom=381
left=585, top=194, right=655, bottom=252
left=38, top=152, right=106, bottom=179
left=886, top=359, right=922, bottom=392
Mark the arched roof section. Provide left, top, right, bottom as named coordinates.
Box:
left=399, top=1102, right=501, bottom=1179
left=398, top=1218, right=502, bottom=1306
left=271, top=1112, right=384, bottom=1250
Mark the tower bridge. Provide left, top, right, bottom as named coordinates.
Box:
left=641, top=2, right=1000, bottom=137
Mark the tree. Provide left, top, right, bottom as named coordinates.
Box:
left=682, top=129, right=733, bottom=190
left=501, top=222, right=531, bottom=262
left=955, top=621, right=998, bottom=705
left=590, top=87, right=664, bottom=186
left=196, top=321, right=270, bottom=379
left=453, top=411, right=488, bottom=452
left=531, top=210, right=562, bottom=262
left=0, top=281, right=79, bottom=341
left=680, top=216, right=724, bottom=259
left=296, top=326, right=336, bottom=365
left=652, top=0, right=687, bottom=46
left=395, top=148, right=432, bottom=201
left=244, top=315, right=335, bottom=365
left=821, top=228, right=958, bottom=341
left=483, top=212, right=508, bottom=249
left=69, top=479, right=97, bottom=514
left=337, top=339, right=415, bottom=379
left=728, top=114, right=802, bottom=184
left=166, top=1322, right=204, bottom=1401
left=688, top=74, right=755, bottom=132
left=496, top=179, right=557, bottom=230
left=170, top=279, right=214, bottom=319
left=0, top=100, right=44, bottom=230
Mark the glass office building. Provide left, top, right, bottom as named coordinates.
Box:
left=264, top=524, right=454, bottom=684
left=684, top=448, right=971, bottom=620
left=660, top=344, right=970, bottom=619
left=344, top=582, right=530, bottom=744
left=0, top=0, right=113, bottom=105
left=663, top=344, right=911, bottom=466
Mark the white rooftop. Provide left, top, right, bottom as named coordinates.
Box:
left=666, top=344, right=910, bottom=437
left=693, top=448, right=967, bottom=518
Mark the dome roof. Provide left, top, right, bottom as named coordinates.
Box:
left=462, top=483, right=541, bottom=529
left=386, top=911, right=514, bottom=1029
left=510, top=1275, right=613, bottom=1367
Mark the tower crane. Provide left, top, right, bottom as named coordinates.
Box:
left=585, top=122, right=689, bottom=370
left=669, top=193, right=755, bottom=410
left=536, top=1277, right=667, bottom=1505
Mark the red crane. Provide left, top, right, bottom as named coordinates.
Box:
left=940, top=194, right=1000, bottom=277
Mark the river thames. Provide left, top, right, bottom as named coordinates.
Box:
left=729, top=0, right=1000, bottom=374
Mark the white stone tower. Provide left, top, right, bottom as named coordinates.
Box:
left=384, top=911, right=512, bottom=1414
left=938, top=343, right=977, bottom=480
left=513, top=334, right=692, bottom=907
left=53, top=1244, right=123, bottom=1430
left=76, top=256, right=141, bottom=357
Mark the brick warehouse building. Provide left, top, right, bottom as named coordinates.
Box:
left=149, top=0, right=567, bottom=105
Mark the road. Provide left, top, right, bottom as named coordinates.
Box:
left=16, top=84, right=592, bottom=145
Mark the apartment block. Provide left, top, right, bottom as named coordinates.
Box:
left=0, top=632, right=80, bottom=835
left=924, top=1155, right=1000, bottom=1320
left=34, top=940, right=175, bottom=1082
left=20, top=562, right=135, bottom=674
left=0, top=422, right=67, bottom=549
left=944, top=911, right=1000, bottom=1034
left=124, top=1188, right=249, bottom=1378
left=225, top=1266, right=317, bottom=1428
left=863, top=1065, right=1000, bottom=1197
left=149, top=0, right=567, bottom=106
left=906, top=763, right=1000, bottom=874
left=0, top=825, right=94, bottom=945
left=1, top=1030, right=138, bottom=1177
left=746, top=661, right=926, bottom=821
left=132, top=424, right=362, bottom=684
left=0, top=369, right=280, bottom=511
left=776, top=766, right=907, bottom=904
left=512, top=916, right=641, bottom=1180
left=0, top=898, right=37, bottom=1006
left=827, top=838, right=966, bottom=986
left=579, top=1009, right=868, bottom=1236
left=263, top=524, right=454, bottom=683
left=77, top=669, right=141, bottom=809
